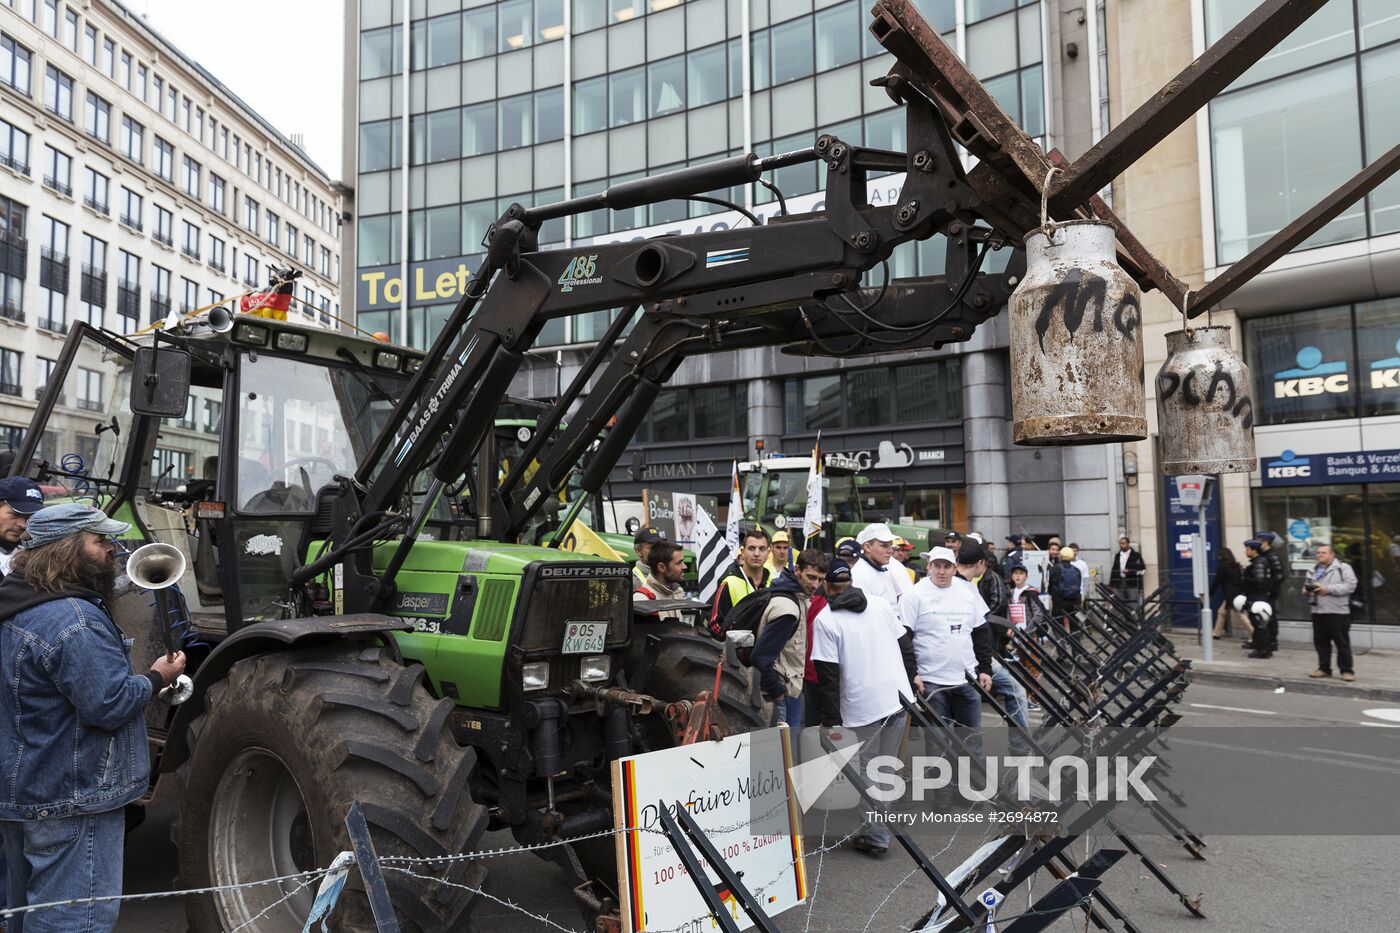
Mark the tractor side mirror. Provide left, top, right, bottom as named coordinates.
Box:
left=625, top=516, right=641, bottom=535
left=129, top=346, right=192, bottom=418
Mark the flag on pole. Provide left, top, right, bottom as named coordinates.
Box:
left=724, top=459, right=741, bottom=556
left=803, top=432, right=824, bottom=545
left=695, top=501, right=726, bottom=607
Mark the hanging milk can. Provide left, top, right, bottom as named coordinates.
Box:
left=1155, top=325, right=1256, bottom=475
left=1009, top=220, right=1147, bottom=445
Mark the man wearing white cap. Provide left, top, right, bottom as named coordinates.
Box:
left=851, top=522, right=910, bottom=609
left=901, top=546, right=994, bottom=748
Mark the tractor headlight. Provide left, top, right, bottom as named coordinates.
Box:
left=522, top=662, right=551, bottom=692
left=579, top=655, right=610, bottom=684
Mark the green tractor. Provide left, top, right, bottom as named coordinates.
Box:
left=738, top=454, right=944, bottom=554
left=12, top=316, right=764, bottom=931
left=10, top=93, right=1024, bottom=929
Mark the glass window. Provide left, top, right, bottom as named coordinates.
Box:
left=1211, top=62, right=1363, bottom=265
left=428, top=108, right=462, bottom=162
left=693, top=385, right=739, bottom=438
left=535, top=87, right=564, bottom=142
left=648, top=56, right=685, bottom=116
left=649, top=389, right=689, bottom=442
left=610, top=67, right=645, bottom=126
left=360, top=26, right=401, bottom=79
left=154, top=137, right=174, bottom=181
left=895, top=358, right=961, bottom=422
left=84, top=91, right=110, bottom=142
left=912, top=0, right=956, bottom=32
left=574, top=76, right=608, bottom=133
left=498, top=94, right=533, bottom=149
left=1206, top=0, right=1355, bottom=90
left=1, top=35, right=33, bottom=95
left=463, top=200, right=496, bottom=251
left=538, top=0, right=565, bottom=41
left=967, top=11, right=1018, bottom=78
left=463, top=102, right=497, bottom=155
left=574, top=0, right=607, bottom=32
left=1362, top=43, right=1400, bottom=235
left=815, top=2, right=860, bottom=71
left=848, top=369, right=891, bottom=426
left=359, top=119, right=401, bottom=171
left=688, top=44, right=727, bottom=108
left=43, top=65, right=72, bottom=119
left=966, top=0, right=1015, bottom=23
left=120, top=116, right=143, bottom=163
left=1357, top=298, right=1400, bottom=417
left=464, top=7, right=496, bottom=58
left=1245, top=306, right=1357, bottom=426
left=426, top=13, right=461, bottom=67
left=801, top=375, right=842, bottom=431
left=1361, top=0, right=1400, bottom=49
left=499, top=0, right=533, bottom=50
left=611, top=0, right=644, bottom=23
left=770, top=17, right=814, bottom=84
left=357, top=215, right=399, bottom=266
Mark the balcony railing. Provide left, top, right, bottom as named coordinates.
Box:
left=0, top=153, right=29, bottom=176
left=0, top=230, right=26, bottom=277
left=80, top=266, right=107, bottom=305
left=42, top=176, right=72, bottom=197
left=207, top=259, right=225, bottom=273
left=0, top=301, right=21, bottom=323
left=38, top=317, right=69, bottom=335
left=153, top=231, right=172, bottom=247
left=150, top=294, right=171, bottom=321
left=77, top=398, right=103, bottom=411
left=181, top=246, right=200, bottom=261
left=0, top=383, right=21, bottom=397
left=117, top=282, right=141, bottom=318
left=119, top=214, right=142, bottom=232
left=83, top=197, right=109, bottom=216
left=39, top=248, right=69, bottom=293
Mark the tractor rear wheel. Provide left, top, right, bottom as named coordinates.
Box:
left=627, top=620, right=770, bottom=745
left=174, top=644, right=487, bottom=932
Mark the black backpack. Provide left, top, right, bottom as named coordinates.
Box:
left=1052, top=563, right=1082, bottom=599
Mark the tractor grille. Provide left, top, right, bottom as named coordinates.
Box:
left=470, top=577, right=516, bottom=641
left=520, top=570, right=631, bottom=654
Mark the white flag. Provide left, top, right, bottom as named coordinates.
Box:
left=724, top=459, right=741, bottom=556
left=803, top=432, right=824, bottom=544
left=695, top=502, right=726, bottom=607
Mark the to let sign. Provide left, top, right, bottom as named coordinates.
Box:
left=612, top=726, right=807, bottom=932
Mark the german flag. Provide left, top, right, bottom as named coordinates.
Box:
left=239, top=266, right=298, bottom=321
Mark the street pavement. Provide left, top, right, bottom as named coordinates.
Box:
left=112, top=682, right=1400, bottom=932
left=1169, top=630, right=1400, bottom=702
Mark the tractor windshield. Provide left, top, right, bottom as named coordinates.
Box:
left=751, top=466, right=861, bottom=526
left=236, top=353, right=404, bottom=513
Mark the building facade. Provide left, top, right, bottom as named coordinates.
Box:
left=1, top=0, right=344, bottom=471
left=344, top=0, right=1142, bottom=577
left=1109, top=0, right=1400, bottom=642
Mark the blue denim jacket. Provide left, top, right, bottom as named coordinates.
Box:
left=0, top=581, right=154, bottom=821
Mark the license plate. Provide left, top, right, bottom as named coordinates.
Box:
left=562, top=622, right=607, bottom=654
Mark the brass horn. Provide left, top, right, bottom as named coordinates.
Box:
left=206, top=305, right=235, bottom=333
left=127, top=542, right=186, bottom=590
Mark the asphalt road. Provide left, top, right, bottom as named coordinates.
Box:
left=111, top=682, right=1400, bottom=932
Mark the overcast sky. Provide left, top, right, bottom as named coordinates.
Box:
left=128, top=0, right=345, bottom=178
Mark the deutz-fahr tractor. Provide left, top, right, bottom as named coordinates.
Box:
left=9, top=84, right=1034, bottom=930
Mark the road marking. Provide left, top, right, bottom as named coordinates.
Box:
left=1362, top=708, right=1400, bottom=723
left=1361, top=721, right=1400, bottom=729
left=1189, top=703, right=1276, bottom=716
left=1300, top=747, right=1400, bottom=765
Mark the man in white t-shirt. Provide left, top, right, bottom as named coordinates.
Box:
left=850, top=522, right=910, bottom=609
left=810, top=584, right=916, bottom=856
left=901, top=546, right=994, bottom=740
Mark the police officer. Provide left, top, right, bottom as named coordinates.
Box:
left=1239, top=538, right=1277, bottom=659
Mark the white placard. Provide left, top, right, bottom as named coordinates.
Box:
left=612, top=726, right=807, bottom=933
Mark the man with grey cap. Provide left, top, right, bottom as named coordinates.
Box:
left=0, top=476, right=45, bottom=578
left=0, top=504, right=186, bottom=932
left=850, top=522, right=910, bottom=609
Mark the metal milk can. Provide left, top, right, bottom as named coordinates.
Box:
left=1156, top=325, right=1256, bottom=474
left=1009, top=220, right=1147, bottom=445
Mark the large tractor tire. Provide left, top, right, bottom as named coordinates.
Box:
left=627, top=620, right=770, bottom=746
left=174, top=644, right=488, bottom=932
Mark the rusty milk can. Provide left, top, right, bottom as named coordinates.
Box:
left=1156, top=325, right=1256, bottom=474
left=1009, top=220, right=1147, bottom=445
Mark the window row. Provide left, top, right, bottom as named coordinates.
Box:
left=784, top=358, right=964, bottom=432
left=0, top=16, right=338, bottom=237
